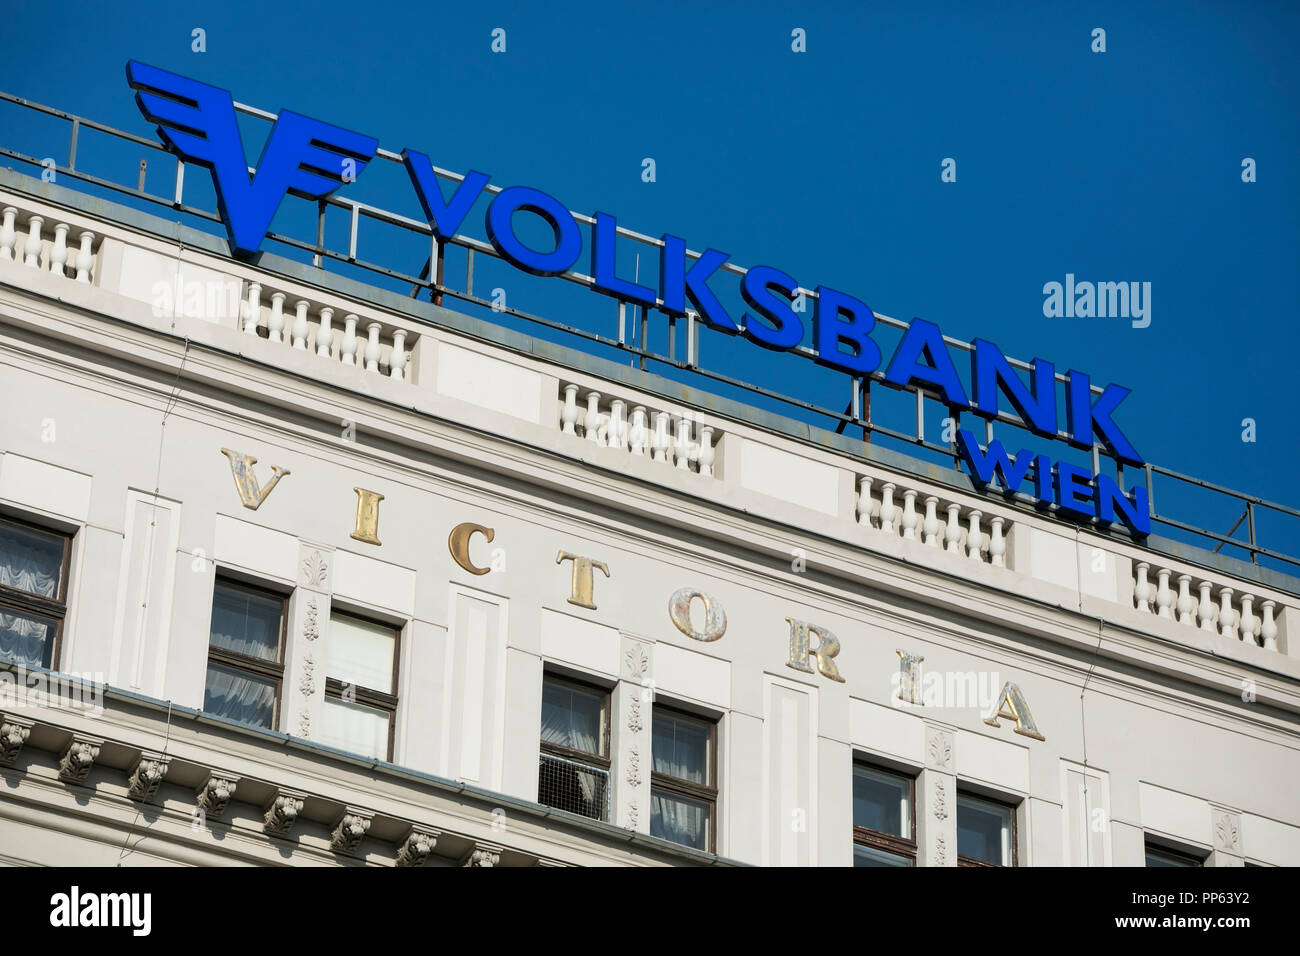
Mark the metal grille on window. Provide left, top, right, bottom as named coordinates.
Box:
left=538, top=751, right=610, bottom=821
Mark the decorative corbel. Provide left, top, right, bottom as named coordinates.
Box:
left=461, top=841, right=505, bottom=867
left=195, top=771, right=241, bottom=819
left=331, top=808, right=373, bottom=854
left=57, top=733, right=103, bottom=784
left=263, top=788, right=307, bottom=836
left=0, top=714, right=34, bottom=765
left=395, top=825, right=440, bottom=867
left=127, top=751, right=171, bottom=802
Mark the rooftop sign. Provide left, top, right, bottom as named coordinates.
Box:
left=125, top=60, right=1151, bottom=536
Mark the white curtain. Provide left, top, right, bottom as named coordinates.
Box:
left=0, top=611, right=52, bottom=668
left=652, top=791, right=708, bottom=850
left=0, top=529, right=60, bottom=599
left=540, top=683, right=601, bottom=753
left=203, top=665, right=275, bottom=728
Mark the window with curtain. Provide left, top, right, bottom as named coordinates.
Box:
left=1145, top=842, right=1205, bottom=867
left=203, top=578, right=286, bottom=730
left=651, top=707, right=717, bottom=852
left=538, top=674, right=610, bottom=821
left=957, top=791, right=1017, bottom=866
left=0, top=516, right=72, bottom=670
left=318, top=611, right=399, bottom=761
left=852, top=763, right=916, bottom=866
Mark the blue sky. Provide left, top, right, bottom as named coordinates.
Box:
left=2, top=0, right=1297, bottom=567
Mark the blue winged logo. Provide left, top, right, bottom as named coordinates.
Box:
left=126, top=61, right=378, bottom=258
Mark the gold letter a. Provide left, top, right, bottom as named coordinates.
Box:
left=220, top=448, right=290, bottom=510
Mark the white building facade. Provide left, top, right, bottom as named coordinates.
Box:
left=0, top=168, right=1297, bottom=868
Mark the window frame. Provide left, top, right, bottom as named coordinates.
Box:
left=323, top=609, right=401, bottom=762
left=650, top=704, right=719, bottom=854
left=1144, top=840, right=1206, bottom=867
left=538, top=672, right=612, bottom=770
left=851, top=761, right=917, bottom=866
left=0, top=514, right=74, bottom=670
left=956, top=790, right=1019, bottom=867
left=204, top=576, right=289, bottom=730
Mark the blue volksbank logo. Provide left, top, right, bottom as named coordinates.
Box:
left=124, top=61, right=1150, bottom=537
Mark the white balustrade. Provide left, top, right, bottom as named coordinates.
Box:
left=1133, top=564, right=1286, bottom=654
left=231, top=282, right=416, bottom=383
left=855, top=475, right=1009, bottom=566
left=1, top=211, right=98, bottom=280
left=560, top=386, right=720, bottom=477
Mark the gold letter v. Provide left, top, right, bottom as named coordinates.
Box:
left=220, top=448, right=290, bottom=510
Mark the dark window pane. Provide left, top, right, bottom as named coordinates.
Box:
left=0, top=606, right=57, bottom=668
left=853, top=844, right=913, bottom=867
left=204, top=662, right=276, bottom=728
left=0, top=521, right=64, bottom=600
left=209, top=583, right=283, bottom=661
left=651, top=787, right=712, bottom=851
left=540, top=679, right=606, bottom=756
left=1146, top=847, right=1201, bottom=867
left=957, top=795, right=1012, bottom=865
left=853, top=765, right=910, bottom=837
left=652, top=711, right=711, bottom=785
left=538, top=752, right=608, bottom=821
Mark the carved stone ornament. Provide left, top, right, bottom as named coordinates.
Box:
left=624, top=643, right=649, bottom=681
left=926, top=727, right=953, bottom=771
left=625, top=747, right=642, bottom=789
left=0, top=714, right=34, bottom=765
left=331, top=809, right=373, bottom=854
left=195, top=772, right=240, bottom=819
left=627, top=697, right=643, bottom=734
left=127, top=752, right=170, bottom=802
left=462, top=846, right=501, bottom=868
left=932, top=778, right=949, bottom=821
left=625, top=804, right=639, bottom=831
left=396, top=826, right=440, bottom=867
left=301, top=550, right=329, bottom=589
left=303, top=598, right=320, bottom=642
left=57, top=734, right=102, bottom=784
left=935, top=834, right=948, bottom=866
left=297, top=710, right=312, bottom=738
left=264, top=791, right=306, bottom=836
left=299, top=652, right=316, bottom=697
left=1213, top=810, right=1241, bottom=852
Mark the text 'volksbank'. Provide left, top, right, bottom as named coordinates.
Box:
left=123, top=60, right=1151, bottom=536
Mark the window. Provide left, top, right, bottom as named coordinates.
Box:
left=651, top=707, right=718, bottom=852
left=0, top=516, right=72, bottom=670
left=1145, top=842, right=1205, bottom=867
left=319, top=611, right=399, bottom=761
left=957, top=792, right=1017, bottom=866
left=203, top=578, right=287, bottom=730
left=538, top=674, right=610, bottom=821
left=852, top=763, right=916, bottom=866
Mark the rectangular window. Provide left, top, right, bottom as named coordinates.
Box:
left=538, top=674, right=610, bottom=821
left=957, top=791, right=1017, bottom=866
left=651, top=707, right=718, bottom=853
left=203, top=578, right=286, bottom=730
left=1145, top=842, right=1205, bottom=867
left=852, top=763, right=916, bottom=866
left=0, top=516, right=72, bottom=670
left=319, top=611, right=399, bottom=761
